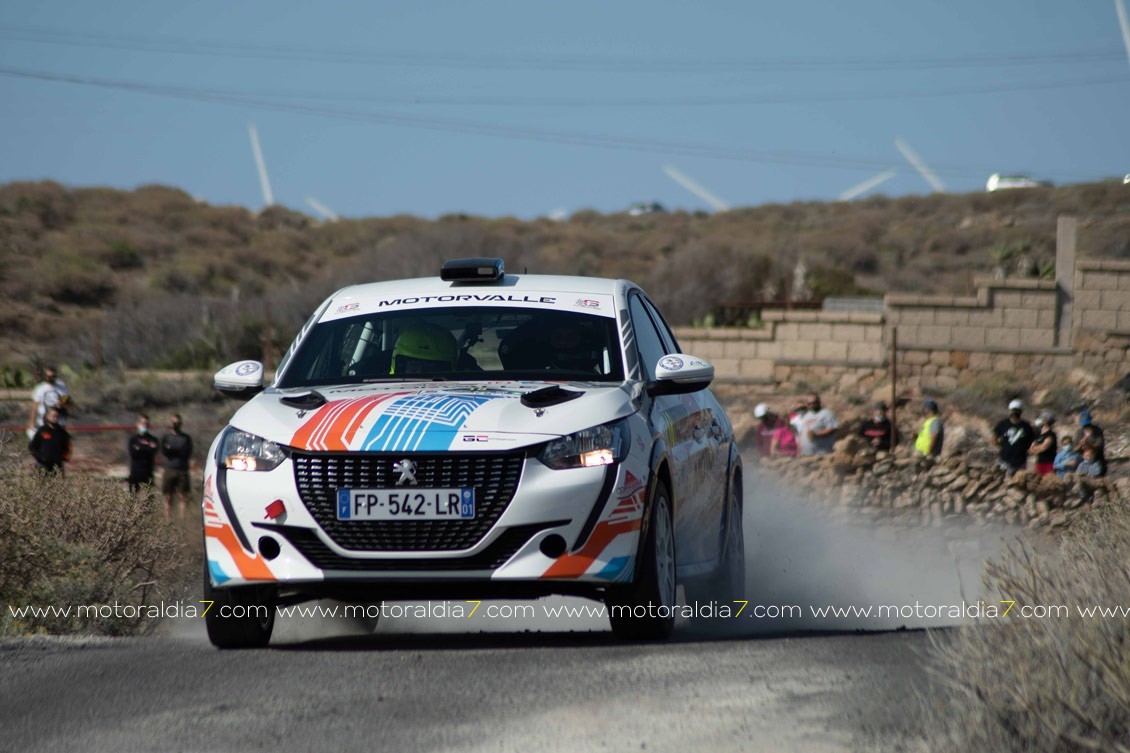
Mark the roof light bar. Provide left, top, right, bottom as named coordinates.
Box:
left=440, top=257, right=505, bottom=283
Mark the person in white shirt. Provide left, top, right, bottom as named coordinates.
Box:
left=27, top=365, right=72, bottom=438
left=796, top=393, right=839, bottom=456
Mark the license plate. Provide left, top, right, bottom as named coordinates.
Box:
left=336, top=488, right=475, bottom=521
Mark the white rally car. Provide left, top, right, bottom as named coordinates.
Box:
left=203, top=258, right=743, bottom=647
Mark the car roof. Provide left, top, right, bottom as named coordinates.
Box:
left=334, top=273, right=637, bottom=302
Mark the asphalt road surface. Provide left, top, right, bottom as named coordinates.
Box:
left=2, top=476, right=1005, bottom=752
left=0, top=626, right=935, bottom=753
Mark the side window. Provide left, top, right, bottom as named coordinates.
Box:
left=629, top=295, right=669, bottom=381
left=641, top=297, right=681, bottom=354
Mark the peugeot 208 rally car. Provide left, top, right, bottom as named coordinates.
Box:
left=203, top=258, right=744, bottom=647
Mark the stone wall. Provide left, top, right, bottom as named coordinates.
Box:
left=761, top=438, right=1130, bottom=532
left=674, top=217, right=1129, bottom=389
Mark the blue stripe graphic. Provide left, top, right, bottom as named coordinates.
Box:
left=361, top=394, right=494, bottom=451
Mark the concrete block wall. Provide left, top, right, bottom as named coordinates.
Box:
left=674, top=237, right=1128, bottom=389
left=675, top=311, right=885, bottom=383
left=886, top=279, right=1060, bottom=352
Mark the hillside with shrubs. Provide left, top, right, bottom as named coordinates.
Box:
left=1, top=178, right=1128, bottom=378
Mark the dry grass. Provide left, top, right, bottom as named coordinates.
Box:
left=924, top=507, right=1130, bottom=751
left=0, top=439, right=189, bottom=635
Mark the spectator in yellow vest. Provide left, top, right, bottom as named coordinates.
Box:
left=915, top=400, right=944, bottom=457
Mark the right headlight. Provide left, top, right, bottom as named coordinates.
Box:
left=220, top=428, right=289, bottom=472
left=538, top=419, right=630, bottom=470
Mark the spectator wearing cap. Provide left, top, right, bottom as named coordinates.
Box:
left=915, top=399, right=944, bottom=457
left=1030, top=412, right=1057, bottom=476
left=859, top=401, right=893, bottom=452
left=1075, top=409, right=1105, bottom=463
left=992, top=399, right=1035, bottom=475
left=752, top=403, right=786, bottom=459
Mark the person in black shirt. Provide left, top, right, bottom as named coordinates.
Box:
left=127, top=412, right=160, bottom=494
left=161, top=413, right=194, bottom=519
left=993, top=399, right=1035, bottom=475
left=859, top=401, right=893, bottom=452
left=1030, top=413, right=1057, bottom=476
left=28, top=406, right=71, bottom=475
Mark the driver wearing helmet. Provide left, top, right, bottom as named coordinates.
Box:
left=390, top=323, right=457, bottom=375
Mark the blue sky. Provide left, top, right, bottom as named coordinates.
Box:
left=0, top=1, right=1127, bottom=219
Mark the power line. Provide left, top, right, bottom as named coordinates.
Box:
left=0, top=65, right=1104, bottom=181
left=0, top=24, right=1126, bottom=74
left=1, top=63, right=1124, bottom=109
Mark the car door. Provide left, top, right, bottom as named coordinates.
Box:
left=628, top=293, right=719, bottom=568
left=642, top=295, right=729, bottom=567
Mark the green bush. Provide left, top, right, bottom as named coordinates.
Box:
left=0, top=452, right=186, bottom=635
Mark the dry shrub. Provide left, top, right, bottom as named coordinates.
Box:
left=0, top=443, right=187, bottom=635
left=949, top=373, right=1029, bottom=418
left=925, top=509, right=1130, bottom=751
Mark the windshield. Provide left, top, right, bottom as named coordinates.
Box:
left=277, top=306, right=625, bottom=388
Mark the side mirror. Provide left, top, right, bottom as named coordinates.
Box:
left=647, top=354, right=715, bottom=396
left=214, top=360, right=266, bottom=400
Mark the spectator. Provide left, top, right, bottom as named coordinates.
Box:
left=1076, top=444, right=1106, bottom=503
left=1076, top=444, right=1106, bottom=479
left=992, top=399, right=1035, bottom=475
left=752, top=403, right=786, bottom=459
left=769, top=417, right=799, bottom=458
left=161, top=413, right=194, bottom=519
left=28, top=406, right=71, bottom=475
left=1075, top=409, right=1106, bottom=463
left=787, top=399, right=808, bottom=433
left=1030, top=413, right=1057, bottom=476
left=795, top=393, right=839, bottom=456
left=26, top=365, right=72, bottom=438
left=127, top=413, right=161, bottom=494
left=1053, top=434, right=1080, bottom=477
left=915, top=399, right=944, bottom=457
left=859, top=401, right=893, bottom=452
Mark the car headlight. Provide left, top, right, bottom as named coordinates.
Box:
left=220, top=428, right=289, bottom=472
left=538, top=419, right=630, bottom=470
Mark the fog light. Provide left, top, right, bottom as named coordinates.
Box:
left=539, top=534, right=567, bottom=559
left=258, top=536, right=281, bottom=560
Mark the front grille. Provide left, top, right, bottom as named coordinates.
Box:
left=291, top=450, right=525, bottom=552
left=257, top=522, right=565, bottom=572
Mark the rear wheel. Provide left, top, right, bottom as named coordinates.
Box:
left=203, top=562, right=276, bottom=649
left=606, top=481, right=677, bottom=641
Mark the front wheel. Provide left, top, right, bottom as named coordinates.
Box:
left=203, top=562, right=276, bottom=649
left=606, top=481, right=677, bottom=641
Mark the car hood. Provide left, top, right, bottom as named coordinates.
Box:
left=229, top=380, right=639, bottom=453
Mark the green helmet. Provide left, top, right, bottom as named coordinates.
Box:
left=391, top=323, right=457, bottom=374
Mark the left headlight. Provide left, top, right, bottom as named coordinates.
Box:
left=538, top=419, right=630, bottom=470
left=220, top=428, right=289, bottom=472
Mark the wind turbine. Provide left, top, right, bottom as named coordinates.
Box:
left=1117, top=0, right=1130, bottom=71
left=662, top=165, right=731, bottom=212
left=838, top=169, right=897, bottom=201
left=247, top=123, right=274, bottom=208
left=894, top=137, right=946, bottom=193
left=305, top=196, right=339, bottom=222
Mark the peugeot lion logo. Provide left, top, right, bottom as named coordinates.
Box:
left=393, top=459, right=418, bottom=486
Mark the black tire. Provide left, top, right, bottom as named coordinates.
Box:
left=606, top=480, right=677, bottom=641
left=685, top=475, right=745, bottom=607
left=203, top=562, right=276, bottom=649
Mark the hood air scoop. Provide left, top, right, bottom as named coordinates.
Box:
left=520, top=385, right=584, bottom=409
left=280, top=390, right=328, bottom=410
